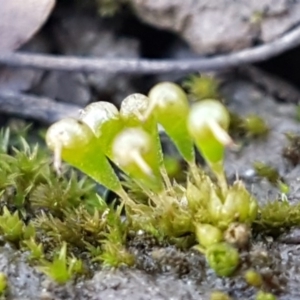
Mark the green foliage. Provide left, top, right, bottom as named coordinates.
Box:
left=38, top=242, right=83, bottom=284
left=1, top=78, right=299, bottom=289
left=0, top=206, right=34, bottom=243
left=0, top=130, right=135, bottom=282
left=254, top=199, right=300, bottom=235
left=23, top=238, right=44, bottom=260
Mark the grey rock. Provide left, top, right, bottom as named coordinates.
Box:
left=40, top=9, right=141, bottom=106
left=130, top=0, right=300, bottom=55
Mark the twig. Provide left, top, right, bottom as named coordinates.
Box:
left=0, top=91, right=81, bottom=123
left=0, top=26, right=300, bottom=74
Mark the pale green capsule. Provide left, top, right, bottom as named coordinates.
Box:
left=79, top=101, right=124, bottom=158
left=188, top=99, right=231, bottom=164
left=46, top=118, right=122, bottom=196
left=147, top=82, right=195, bottom=164
left=112, top=127, right=164, bottom=193
left=120, top=93, right=164, bottom=167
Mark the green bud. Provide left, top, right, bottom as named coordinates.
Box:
left=147, top=82, right=195, bottom=164
left=46, top=118, right=122, bottom=196
left=225, top=181, right=258, bottom=222
left=79, top=101, right=123, bottom=158
left=256, top=291, right=277, bottom=300
left=208, top=180, right=258, bottom=229
left=186, top=181, right=203, bottom=211
left=206, top=242, right=239, bottom=277
left=245, top=269, right=263, bottom=288
left=195, top=223, right=223, bottom=249
left=112, top=127, right=164, bottom=193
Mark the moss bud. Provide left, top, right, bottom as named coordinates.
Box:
left=208, top=180, right=258, bottom=229
left=195, top=223, right=223, bottom=249
left=245, top=269, right=263, bottom=288
left=206, top=242, right=239, bottom=277
left=256, top=291, right=277, bottom=300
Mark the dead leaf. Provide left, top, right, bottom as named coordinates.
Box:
left=0, top=0, right=56, bottom=51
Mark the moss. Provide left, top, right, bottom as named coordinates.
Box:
left=229, top=112, right=269, bottom=140
left=254, top=199, right=300, bottom=236
left=0, top=80, right=299, bottom=294
left=183, top=74, right=220, bottom=101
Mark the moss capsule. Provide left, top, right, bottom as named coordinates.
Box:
left=146, top=82, right=195, bottom=164
left=120, top=93, right=164, bottom=167
left=188, top=99, right=231, bottom=163
left=188, top=99, right=232, bottom=193
left=46, top=118, right=123, bottom=197
left=79, top=101, right=123, bottom=158
left=112, top=127, right=164, bottom=193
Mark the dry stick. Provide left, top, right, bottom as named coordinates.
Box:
left=0, top=91, right=81, bottom=123
left=0, top=26, right=300, bottom=74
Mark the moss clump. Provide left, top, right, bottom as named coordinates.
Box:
left=254, top=199, right=300, bottom=236
left=183, top=74, right=220, bottom=101
left=0, top=79, right=298, bottom=297
left=0, top=129, right=130, bottom=283
left=229, top=112, right=269, bottom=140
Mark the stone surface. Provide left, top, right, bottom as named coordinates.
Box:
left=41, top=8, right=141, bottom=106
left=130, top=0, right=300, bottom=55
